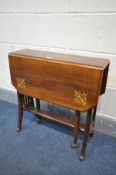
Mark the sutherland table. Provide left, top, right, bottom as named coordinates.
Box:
left=8, top=49, right=110, bottom=160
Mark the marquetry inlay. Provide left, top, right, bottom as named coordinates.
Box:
left=17, top=78, right=26, bottom=89
left=74, top=89, right=88, bottom=106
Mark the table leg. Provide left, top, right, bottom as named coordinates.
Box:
left=36, top=98, right=41, bottom=121
left=28, top=96, right=34, bottom=106
left=16, top=92, right=23, bottom=132
left=80, top=109, right=92, bottom=160
left=90, top=106, right=97, bottom=137
left=71, top=111, right=80, bottom=148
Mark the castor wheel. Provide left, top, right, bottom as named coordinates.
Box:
left=71, top=143, right=78, bottom=149
left=16, top=128, right=21, bottom=132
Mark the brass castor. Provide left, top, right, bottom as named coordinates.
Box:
left=16, top=128, right=21, bottom=132
left=71, top=143, right=78, bottom=149
left=79, top=155, right=84, bottom=161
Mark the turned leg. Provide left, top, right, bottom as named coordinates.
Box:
left=36, top=98, right=40, bottom=109
left=23, top=95, right=34, bottom=107
left=93, top=106, right=97, bottom=122
left=89, top=106, right=97, bottom=137
left=71, top=111, right=80, bottom=148
left=28, top=96, right=34, bottom=106
left=36, top=98, right=41, bottom=121
left=16, top=92, right=23, bottom=132
left=23, top=95, right=28, bottom=105
left=80, top=109, right=92, bottom=161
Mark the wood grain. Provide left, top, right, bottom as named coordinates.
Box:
left=9, top=49, right=109, bottom=112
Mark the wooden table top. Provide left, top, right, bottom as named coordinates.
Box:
left=9, top=49, right=110, bottom=112
left=9, top=49, right=109, bottom=70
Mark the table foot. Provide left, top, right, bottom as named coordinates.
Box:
left=16, top=128, right=21, bottom=132
left=71, top=143, right=78, bottom=149
left=79, top=155, right=84, bottom=161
